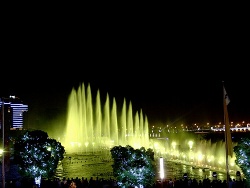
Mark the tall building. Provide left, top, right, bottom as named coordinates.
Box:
left=0, top=95, right=28, bottom=130
left=0, top=96, right=28, bottom=173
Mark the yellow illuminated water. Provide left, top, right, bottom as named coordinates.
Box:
left=61, top=82, right=244, bottom=181
left=62, top=82, right=150, bottom=154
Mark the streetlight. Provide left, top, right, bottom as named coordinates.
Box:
left=160, top=157, right=164, bottom=187
left=1, top=100, right=5, bottom=188
left=160, top=157, right=164, bottom=179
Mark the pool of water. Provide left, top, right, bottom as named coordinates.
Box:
left=55, top=153, right=239, bottom=182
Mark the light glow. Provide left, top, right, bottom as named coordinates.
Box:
left=160, top=157, right=164, bottom=179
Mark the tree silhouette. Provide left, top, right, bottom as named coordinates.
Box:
left=13, top=130, right=65, bottom=186
left=234, top=137, right=250, bottom=187
left=110, top=145, right=156, bottom=188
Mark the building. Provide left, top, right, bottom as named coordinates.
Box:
left=0, top=96, right=28, bottom=176
left=0, top=95, right=28, bottom=130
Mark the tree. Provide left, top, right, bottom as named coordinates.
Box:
left=13, top=130, right=65, bottom=186
left=110, top=145, right=156, bottom=188
left=234, top=137, right=250, bottom=187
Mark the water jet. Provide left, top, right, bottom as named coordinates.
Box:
left=62, top=82, right=150, bottom=154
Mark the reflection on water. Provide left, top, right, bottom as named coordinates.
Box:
left=58, top=153, right=114, bottom=180
left=159, top=160, right=236, bottom=181
left=55, top=153, right=239, bottom=182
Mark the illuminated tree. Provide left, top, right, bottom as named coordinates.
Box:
left=110, top=145, right=156, bottom=188
left=13, top=130, right=65, bottom=186
left=234, top=137, right=250, bottom=187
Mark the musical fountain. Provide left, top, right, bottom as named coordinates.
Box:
left=62, top=82, right=150, bottom=154
left=152, top=136, right=241, bottom=175
left=58, top=82, right=243, bottom=181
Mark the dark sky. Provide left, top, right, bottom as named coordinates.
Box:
left=1, top=12, right=249, bottom=129
left=1, top=63, right=249, bottom=128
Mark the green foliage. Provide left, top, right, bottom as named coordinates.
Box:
left=234, top=137, right=250, bottom=186
left=110, top=145, right=156, bottom=188
left=13, top=130, right=65, bottom=179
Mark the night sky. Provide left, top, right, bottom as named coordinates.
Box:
left=1, top=63, right=249, bottom=129
left=2, top=13, right=249, bottom=130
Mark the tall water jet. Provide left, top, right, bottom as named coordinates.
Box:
left=63, top=82, right=150, bottom=154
